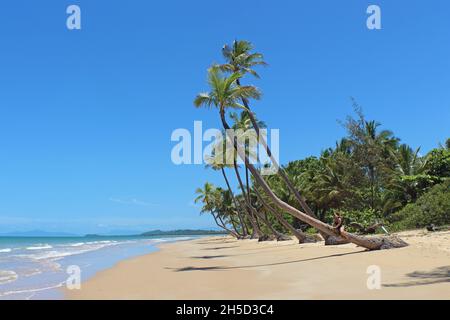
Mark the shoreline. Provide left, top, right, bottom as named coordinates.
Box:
left=65, top=230, right=450, bottom=300
left=0, top=236, right=199, bottom=300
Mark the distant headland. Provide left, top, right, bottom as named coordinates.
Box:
left=84, top=229, right=227, bottom=238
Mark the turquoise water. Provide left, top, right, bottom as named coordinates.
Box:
left=0, top=235, right=197, bottom=299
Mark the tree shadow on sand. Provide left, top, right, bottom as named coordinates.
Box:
left=190, top=255, right=229, bottom=259
left=166, top=266, right=224, bottom=272
left=166, top=250, right=364, bottom=272
left=196, top=240, right=236, bottom=245
left=383, top=266, right=450, bottom=287
left=202, top=246, right=239, bottom=250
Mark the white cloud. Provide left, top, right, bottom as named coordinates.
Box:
left=109, top=197, right=158, bottom=207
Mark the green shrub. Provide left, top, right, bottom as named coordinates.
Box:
left=338, top=209, right=382, bottom=233
left=305, top=227, right=318, bottom=234
left=391, top=180, right=450, bottom=230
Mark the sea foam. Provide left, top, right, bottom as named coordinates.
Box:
left=26, top=244, right=53, bottom=250
left=0, top=270, right=18, bottom=285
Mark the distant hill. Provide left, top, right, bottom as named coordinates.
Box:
left=140, top=229, right=227, bottom=236
left=103, top=229, right=142, bottom=236
left=1, top=229, right=226, bottom=238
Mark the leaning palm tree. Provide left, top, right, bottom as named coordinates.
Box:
left=194, top=182, right=239, bottom=238
left=194, top=67, right=407, bottom=250
left=220, top=40, right=267, bottom=78
left=251, top=185, right=310, bottom=243
left=194, top=182, right=216, bottom=211
left=229, top=111, right=310, bottom=241
left=230, top=111, right=264, bottom=197
left=217, top=40, right=332, bottom=240
left=215, top=188, right=244, bottom=237
left=205, top=147, right=249, bottom=237
left=206, top=124, right=264, bottom=239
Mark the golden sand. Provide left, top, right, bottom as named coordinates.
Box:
left=66, top=230, right=450, bottom=299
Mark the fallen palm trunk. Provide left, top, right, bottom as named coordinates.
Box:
left=236, top=92, right=347, bottom=244
left=426, top=224, right=449, bottom=232
left=220, top=109, right=408, bottom=250
left=323, top=235, right=350, bottom=245
left=339, top=228, right=408, bottom=250
left=253, top=186, right=312, bottom=243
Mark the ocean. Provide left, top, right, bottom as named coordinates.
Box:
left=0, top=235, right=197, bottom=299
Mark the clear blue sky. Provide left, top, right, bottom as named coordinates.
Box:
left=0, top=1, right=448, bottom=234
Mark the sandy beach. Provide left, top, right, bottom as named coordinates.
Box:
left=66, top=230, right=450, bottom=300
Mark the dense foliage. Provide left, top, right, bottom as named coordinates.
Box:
left=390, top=180, right=450, bottom=231
left=194, top=40, right=448, bottom=242
left=261, top=106, right=450, bottom=232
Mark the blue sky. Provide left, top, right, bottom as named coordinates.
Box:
left=0, top=0, right=449, bottom=234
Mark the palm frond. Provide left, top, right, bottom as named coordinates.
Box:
left=193, top=92, right=213, bottom=108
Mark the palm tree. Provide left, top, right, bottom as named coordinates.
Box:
left=194, top=182, right=239, bottom=238
left=396, top=144, right=424, bottom=178
left=246, top=188, right=290, bottom=241
left=229, top=112, right=270, bottom=238
left=215, top=188, right=244, bottom=237
left=232, top=157, right=264, bottom=239
left=362, top=121, right=399, bottom=209
left=206, top=146, right=249, bottom=237
left=230, top=111, right=264, bottom=196
left=252, top=185, right=308, bottom=243
left=229, top=111, right=310, bottom=241
left=219, top=40, right=267, bottom=78
left=195, top=70, right=263, bottom=238
left=194, top=182, right=216, bottom=212
left=383, top=144, right=429, bottom=214
left=309, top=151, right=361, bottom=212
left=217, top=40, right=330, bottom=239
left=203, top=84, right=281, bottom=241
left=194, top=68, right=407, bottom=250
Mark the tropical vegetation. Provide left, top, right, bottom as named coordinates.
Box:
left=193, top=40, right=449, bottom=250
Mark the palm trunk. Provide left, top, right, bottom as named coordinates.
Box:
left=236, top=79, right=335, bottom=241
left=253, top=186, right=307, bottom=243
left=229, top=214, right=244, bottom=238
left=245, top=161, right=251, bottom=201
left=232, top=162, right=258, bottom=236
left=211, top=213, right=239, bottom=238
left=233, top=159, right=263, bottom=239
left=236, top=80, right=312, bottom=212
left=245, top=204, right=261, bottom=239
left=216, top=214, right=239, bottom=238
left=220, top=107, right=407, bottom=250
left=252, top=203, right=288, bottom=240
left=220, top=167, right=248, bottom=236
left=239, top=200, right=255, bottom=237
